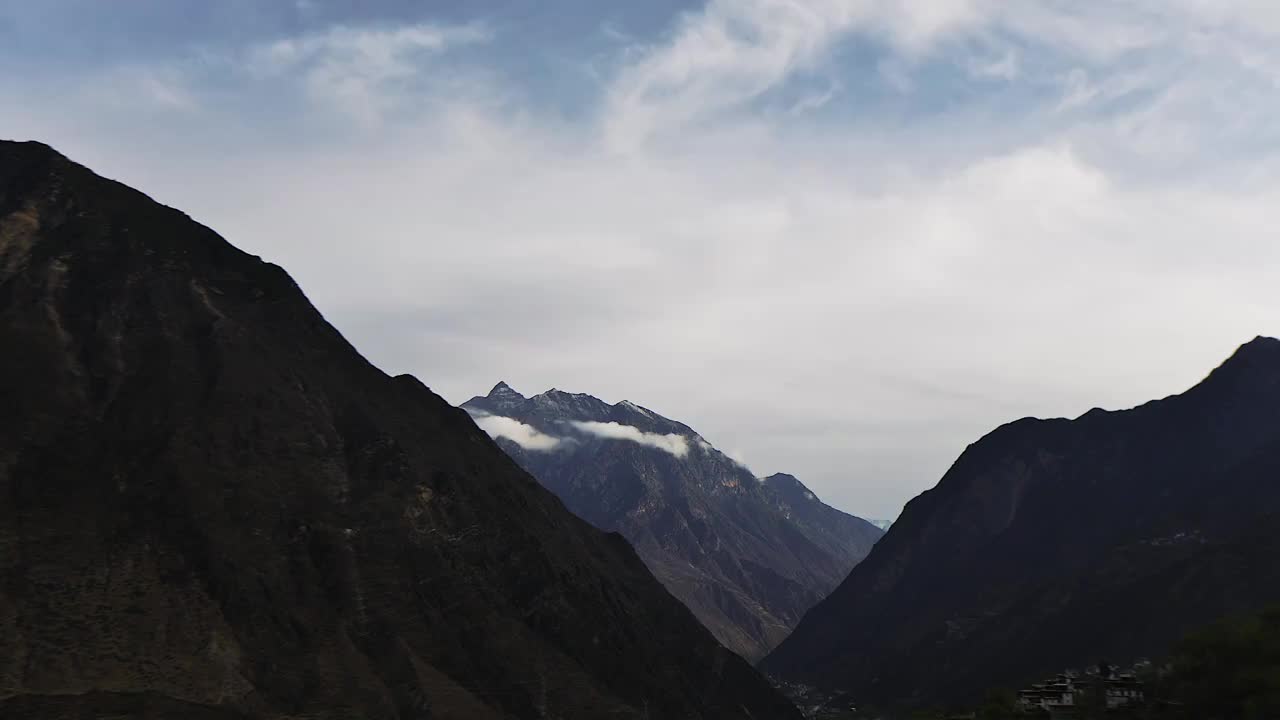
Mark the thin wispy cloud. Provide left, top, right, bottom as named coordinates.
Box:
left=600, top=0, right=1015, bottom=150
left=246, top=22, right=491, bottom=126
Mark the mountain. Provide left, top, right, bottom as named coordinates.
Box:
left=867, top=519, right=894, bottom=532
left=462, top=384, right=883, bottom=662
left=764, top=337, right=1280, bottom=708
left=0, top=140, right=802, bottom=720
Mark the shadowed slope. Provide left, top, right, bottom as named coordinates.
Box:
left=0, top=140, right=801, bottom=720
left=765, top=337, right=1280, bottom=708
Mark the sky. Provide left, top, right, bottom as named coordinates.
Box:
left=3, top=1, right=1279, bottom=519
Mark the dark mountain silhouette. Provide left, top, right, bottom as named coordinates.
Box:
left=764, top=337, right=1280, bottom=708
left=0, top=140, right=802, bottom=719
left=462, top=385, right=883, bottom=661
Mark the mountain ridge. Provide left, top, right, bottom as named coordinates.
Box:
left=462, top=382, right=883, bottom=661
left=763, top=335, right=1280, bottom=708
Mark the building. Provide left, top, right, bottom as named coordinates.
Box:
left=1017, top=666, right=1145, bottom=716
left=1102, top=673, right=1144, bottom=709
left=1017, top=673, right=1078, bottom=715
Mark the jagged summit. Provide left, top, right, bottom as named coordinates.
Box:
left=616, top=399, right=655, bottom=417
left=488, top=380, right=523, bottom=397
left=532, top=387, right=604, bottom=403
left=469, top=384, right=695, bottom=438
left=526, top=388, right=616, bottom=424
left=463, top=380, right=536, bottom=415
left=475, top=386, right=660, bottom=419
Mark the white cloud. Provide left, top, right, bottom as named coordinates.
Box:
left=247, top=22, right=490, bottom=126
left=600, top=0, right=1280, bottom=152
left=9, top=2, right=1280, bottom=520
left=968, top=49, right=1019, bottom=81
left=75, top=66, right=198, bottom=113
left=570, top=421, right=690, bottom=458
left=471, top=414, right=563, bottom=451
left=601, top=0, right=1000, bottom=150
left=696, top=437, right=751, bottom=470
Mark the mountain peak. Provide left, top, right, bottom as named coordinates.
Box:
left=542, top=387, right=598, bottom=398
left=1223, top=335, right=1280, bottom=362
left=3, top=138, right=40, bottom=155
left=463, top=380, right=529, bottom=415
left=764, top=473, right=822, bottom=502
left=616, top=399, right=654, bottom=417
left=459, top=379, right=883, bottom=661
left=1236, top=335, right=1280, bottom=356
left=765, top=336, right=1280, bottom=707
left=1, top=138, right=64, bottom=162
left=488, top=380, right=524, bottom=399
left=1200, top=335, right=1280, bottom=388
left=529, top=387, right=610, bottom=412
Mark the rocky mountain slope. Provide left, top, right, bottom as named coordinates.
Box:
left=0, top=140, right=802, bottom=719
left=764, top=337, right=1280, bottom=708
left=463, top=384, right=883, bottom=661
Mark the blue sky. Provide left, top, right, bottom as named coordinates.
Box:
left=4, top=1, right=1280, bottom=518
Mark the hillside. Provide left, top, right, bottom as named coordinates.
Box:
left=765, top=338, right=1280, bottom=708
left=0, top=140, right=801, bottom=719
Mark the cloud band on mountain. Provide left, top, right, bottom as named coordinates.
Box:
left=468, top=410, right=691, bottom=458
left=570, top=420, right=690, bottom=457
left=470, top=413, right=563, bottom=451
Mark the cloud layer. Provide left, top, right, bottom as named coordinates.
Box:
left=5, top=1, right=1280, bottom=517
left=570, top=421, right=691, bottom=458
left=468, top=411, right=694, bottom=459
left=471, top=414, right=563, bottom=451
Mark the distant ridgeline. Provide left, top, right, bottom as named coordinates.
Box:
left=462, top=383, right=884, bottom=661
left=765, top=337, right=1280, bottom=710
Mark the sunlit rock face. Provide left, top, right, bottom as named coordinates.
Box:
left=463, top=385, right=883, bottom=661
